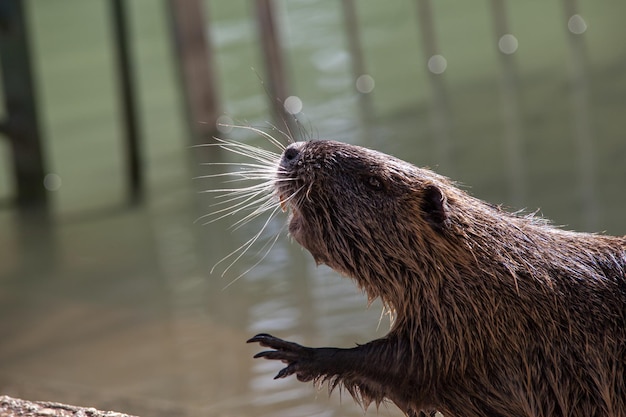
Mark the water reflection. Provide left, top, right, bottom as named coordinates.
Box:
left=1, top=177, right=396, bottom=416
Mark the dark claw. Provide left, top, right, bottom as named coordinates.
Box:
left=275, top=366, right=294, bottom=379
left=246, top=333, right=274, bottom=343
left=253, top=350, right=296, bottom=361
left=253, top=350, right=272, bottom=359
left=248, top=333, right=319, bottom=382
left=247, top=333, right=306, bottom=351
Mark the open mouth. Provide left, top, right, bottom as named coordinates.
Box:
left=278, top=192, right=288, bottom=212
left=275, top=175, right=298, bottom=214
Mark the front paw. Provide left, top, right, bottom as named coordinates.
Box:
left=247, top=333, right=318, bottom=382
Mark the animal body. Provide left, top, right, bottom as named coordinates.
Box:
left=243, top=140, right=626, bottom=417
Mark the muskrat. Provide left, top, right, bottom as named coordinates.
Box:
left=241, top=139, right=626, bottom=417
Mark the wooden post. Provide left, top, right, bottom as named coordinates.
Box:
left=0, top=0, right=56, bottom=275
left=489, top=0, right=526, bottom=208
left=110, top=0, right=143, bottom=204
left=0, top=0, right=48, bottom=209
left=167, top=0, right=220, bottom=146
left=341, top=0, right=375, bottom=137
left=254, top=0, right=298, bottom=139
left=562, top=0, right=596, bottom=230
left=415, top=0, right=453, bottom=173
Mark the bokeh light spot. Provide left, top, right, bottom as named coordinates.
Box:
left=355, top=74, right=375, bottom=93
left=568, top=14, right=587, bottom=34
left=284, top=96, right=303, bottom=115
left=43, top=173, right=62, bottom=191
left=498, top=34, right=518, bottom=54
left=428, top=55, right=447, bottom=74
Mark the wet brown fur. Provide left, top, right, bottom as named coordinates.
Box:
left=266, top=140, right=626, bottom=417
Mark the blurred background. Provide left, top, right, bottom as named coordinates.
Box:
left=0, top=1, right=625, bottom=416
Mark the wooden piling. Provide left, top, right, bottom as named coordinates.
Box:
left=110, top=0, right=144, bottom=204
left=561, top=0, right=596, bottom=230
left=254, top=0, right=298, bottom=139
left=489, top=0, right=526, bottom=207
left=167, top=0, right=221, bottom=145
left=341, top=0, right=375, bottom=139
left=415, top=0, right=453, bottom=173
left=0, top=0, right=48, bottom=209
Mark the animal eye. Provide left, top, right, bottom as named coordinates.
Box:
left=366, top=175, right=383, bottom=191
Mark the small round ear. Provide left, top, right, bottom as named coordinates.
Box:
left=422, top=184, right=449, bottom=229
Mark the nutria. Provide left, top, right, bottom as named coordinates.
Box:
left=241, top=139, right=626, bottom=417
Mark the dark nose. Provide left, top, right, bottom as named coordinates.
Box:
left=280, top=142, right=305, bottom=170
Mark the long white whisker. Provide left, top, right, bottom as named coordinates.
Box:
left=201, top=171, right=276, bottom=181
left=199, top=181, right=274, bottom=195
left=214, top=138, right=281, bottom=162
left=195, top=127, right=298, bottom=282
left=195, top=136, right=280, bottom=153
left=212, top=193, right=273, bottom=209
left=209, top=197, right=275, bottom=226
left=204, top=193, right=269, bottom=218
left=206, top=180, right=295, bottom=213
left=281, top=184, right=306, bottom=204
left=196, top=138, right=280, bottom=165
left=217, top=124, right=287, bottom=151
left=230, top=198, right=282, bottom=230
left=211, top=188, right=273, bottom=206
left=199, top=193, right=275, bottom=225
left=265, top=122, right=297, bottom=146
left=219, top=148, right=278, bottom=166
left=211, top=203, right=283, bottom=277
left=221, top=172, right=275, bottom=182
left=222, top=220, right=287, bottom=290
left=197, top=162, right=278, bottom=170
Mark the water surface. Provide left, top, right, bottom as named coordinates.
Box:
left=1, top=1, right=625, bottom=416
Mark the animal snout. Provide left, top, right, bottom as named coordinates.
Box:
left=280, top=142, right=306, bottom=170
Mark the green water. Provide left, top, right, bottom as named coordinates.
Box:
left=1, top=1, right=625, bottom=416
